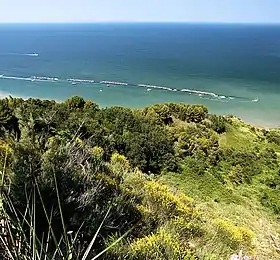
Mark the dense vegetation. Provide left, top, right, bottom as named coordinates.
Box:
left=0, top=96, right=280, bottom=259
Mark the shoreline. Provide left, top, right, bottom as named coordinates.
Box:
left=223, top=113, right=279, bottom=130
left=226, top=115, right=278, bottom=130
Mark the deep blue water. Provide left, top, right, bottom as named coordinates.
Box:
left=0, top=23, right=280, bottom=126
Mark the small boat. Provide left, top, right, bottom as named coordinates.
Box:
left=72, top=82, right=77, bottom=85
left=147, top=88, right=152, bottom=91
left=107, top=84, right=110, bottom=87
left=0, top=74, right=3, bottom=77
left=27, top=53, right=39, bottom=57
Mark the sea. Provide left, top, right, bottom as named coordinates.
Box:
left=0, top=23, right=280, bottom=127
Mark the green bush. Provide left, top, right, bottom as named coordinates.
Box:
left=260, top=189, right=280, bottom=214
left=143, top=103, right=208, bottom=123
left=209, top=115, right=227, bottom=134
left=266, top=130, right=280, bottom=145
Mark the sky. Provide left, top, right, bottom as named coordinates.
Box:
left=1, top=0, right=280, bottom=23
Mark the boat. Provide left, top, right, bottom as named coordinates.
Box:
left=26, top=53, right=39, bottom=57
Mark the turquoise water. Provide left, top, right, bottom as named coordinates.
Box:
left=0, top=23, right=280, bottom=127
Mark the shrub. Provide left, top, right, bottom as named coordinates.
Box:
left=129, top=228, right=192, bottom=260
left=143, top=103, right=208, bottom=123
left=228, top=165, right=245, bottom=185
left=183, top=153, right=210, bottom=176
left=209, top=115, right=227, bottom=134
left=266, top=130, right=280, bottom=145
left=110, top=152, right=130, bottom=179
left=214, top=218, right=256, bottom=251
left=169, top=216, right=203, bottom=238
left=217, top=148, right=262, bottom=184
left=140, top=180, right=196, bottom=222
left=260, top=189, right=280, bottom=214
left=175, top=124, right=219, bottom=159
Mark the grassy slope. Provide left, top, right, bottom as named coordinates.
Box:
left=160, top=118, right=280, bottom=259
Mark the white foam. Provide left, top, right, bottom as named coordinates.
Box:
left=0, top=73, right=257, bottom=103
left=0, top=53, right=39, bottom=57
left=2, top=76, right=33, bottom=81
left=201, top=97, right=229, bottom=103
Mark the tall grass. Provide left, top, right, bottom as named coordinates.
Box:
left=0, top=158, right=129, bottom=260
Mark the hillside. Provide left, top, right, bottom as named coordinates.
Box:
left=0, top=96, right=279, bottom=259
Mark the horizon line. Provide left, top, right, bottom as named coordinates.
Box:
left=0, top=21, right=280, bottom=25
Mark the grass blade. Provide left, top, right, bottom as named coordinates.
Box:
left=53, top=170, right=71, bottom=257
left=81, top=207, right=111, bottom=260
left=91, top=227, right=133, bottom=260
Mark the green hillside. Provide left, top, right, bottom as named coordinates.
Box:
left=0, top=96, right=279, bottom=259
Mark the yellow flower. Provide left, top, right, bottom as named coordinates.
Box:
left=92, top=146, right=104, bottom=157
left=215, top=218, right=256, bottom=250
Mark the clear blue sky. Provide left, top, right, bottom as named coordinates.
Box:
left=1, top=0, right=280, bottom=23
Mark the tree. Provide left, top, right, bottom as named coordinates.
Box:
left=0, top=98, right=20, bottom=140
left=65, top=96, right=85, bottom=109
left=84, top=100, right=99, bottom=111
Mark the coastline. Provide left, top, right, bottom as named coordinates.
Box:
left=0, top=90, right=278, bottom=130
left=1, top=23, right=280, bottom=130
left=226, top=115, right=277, bottom=130
left=226, top=114, right=279, bottom=130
